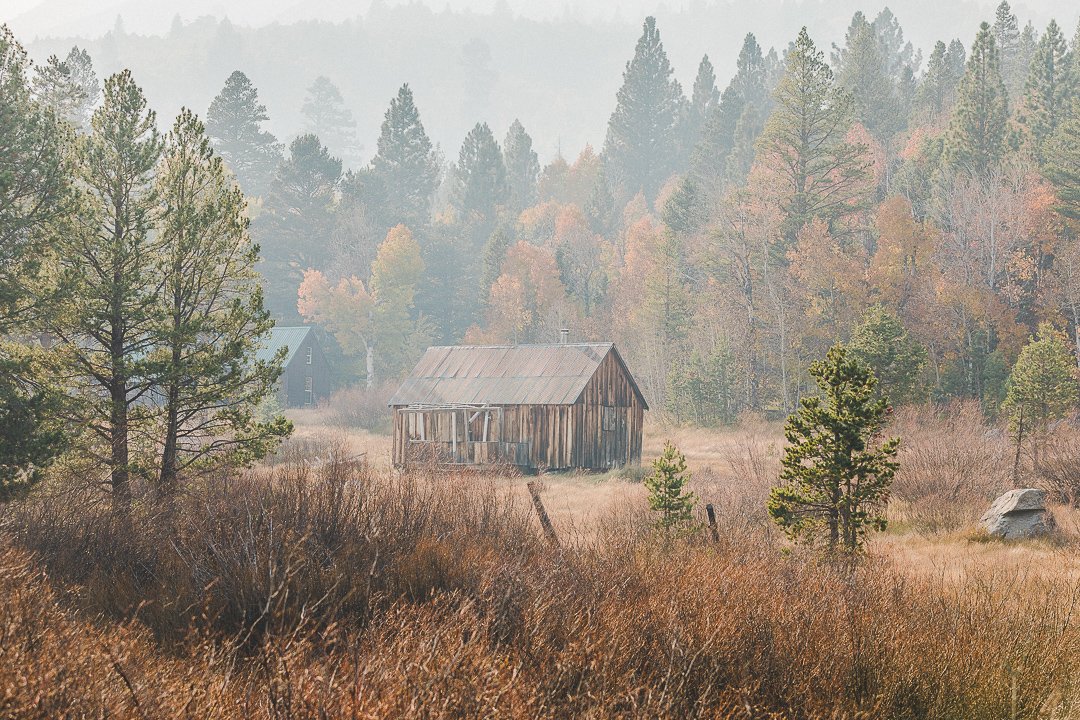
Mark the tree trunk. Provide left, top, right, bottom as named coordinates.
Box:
left=158, top=385, right=180, bottom=497
left=365, top=341, right=376, bottom=390
left=110, top=377, right=131, bottom=508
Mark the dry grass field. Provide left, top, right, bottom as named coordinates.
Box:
left=3, top=402, right=1080, bottom=718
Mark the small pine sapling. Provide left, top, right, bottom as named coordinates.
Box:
left=644, top=441, right=698, bottom=531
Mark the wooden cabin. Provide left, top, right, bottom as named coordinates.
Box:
left=389, top=343, right=648, bottom=470
left=256, top=326, right=331, bottom=408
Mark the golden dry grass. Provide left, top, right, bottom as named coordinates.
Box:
left=7, top=405, right=1078, bottom=717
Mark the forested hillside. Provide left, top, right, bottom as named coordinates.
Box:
left=7, top=0, right=1080, bottom=430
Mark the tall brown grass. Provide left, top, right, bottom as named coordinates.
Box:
left=2, top=439, right=1080, bottom=718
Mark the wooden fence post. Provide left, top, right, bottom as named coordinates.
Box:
left=705, top=503, right=719, bottom=543
left=527, top=481, right=559, bottom=548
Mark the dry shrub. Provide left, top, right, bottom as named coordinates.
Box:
left=5, top=445, right=1080, bottom=718
left=326, top=382, right=395, bottom=432
left=1032, top=422, right=1080, bottom=506
left=888, top=402, right=1013, bottom=532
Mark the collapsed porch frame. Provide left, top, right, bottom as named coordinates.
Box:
left=395, top=403, right=531, bottom=468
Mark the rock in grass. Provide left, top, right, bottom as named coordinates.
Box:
left=979, top=488, right=1056, bottom=539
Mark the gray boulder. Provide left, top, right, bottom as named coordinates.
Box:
left=979, top=488, right=1056, bottom=539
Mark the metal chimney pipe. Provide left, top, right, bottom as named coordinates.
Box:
left=559, top=328, right=569, bottom=345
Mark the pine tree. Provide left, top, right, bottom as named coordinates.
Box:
left=1021, top=20, right=1071, bottom=160
left=51, top=70, right=164, bottom=506
left=992, top=0, right=1023, bottom=101
left=847, top=305, right=928, bottom=404
left=945, top=22, right=1008, bottom=177
left=1044, top=108, right=1080, bottom=219
left=153, top=109, right=290, bottom=493
left=502, top=118, right=539, bottom=214
left=451, top=122, right=508, bottom=224
left=0, top=26, right=72, bottom=495
left=301, top=75, right=358, bottom=167
left=481, top=222, right=512, bottom=294
left=1002, top=323, right=1079, bottom=434
left=602, top=16, right=685, bottom=201
left=834, top=12, right=900, bottom=135
left=362, top=84, right=440, bottom=232
left=206, top=71, right=282, bottom=198
left=756, top=28, right=870, bottom=247
left=946, top=38, right=968, bottom=87
left=768, top=344, right=900, bottom=552
left=914, top=41, right=952, bottom=120
left=872, top=7, right=920, bottom=88
left=682, top=54, right=720, bottom=157
left=258, top=133, right=341, bottom=319
left=690, top=34, right=773, bottom=190
left=644, top=441, right=698, bottom=531
left=32, top=46, right=99, bottom=130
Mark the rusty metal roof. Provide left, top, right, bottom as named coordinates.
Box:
left=389, top=343, right=647, bottom=408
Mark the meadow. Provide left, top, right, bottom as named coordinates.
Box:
left=3, top=403, right=1080, bottom=718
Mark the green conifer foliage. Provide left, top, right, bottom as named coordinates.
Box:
left=768, top=344, right=900, bottom=552
left=756, top=28, right=870, bottom=247
left=1021, top=20, right=1071, bottom=160
left=945, top=23, right=1008, bottom=177
left=364, top=84, right=440, bottom=232
left=301, top=75, right=358, bottom=167
left=644, top=441, right=698, bottom=531
left=602, top=16, right=685, bottom=202
left=1001, top=323, right=1079, bottom=434
left=452, top=122, right=508, bottom=223
left=1044, top=108, right=1080, bottom=219
left=848, top=305, right=928, bottom=404
left=205, top=70, right=282, bottom=198
left=153, top=108, right=290, bottom=492
left=502, top=119, right=539, bottom=214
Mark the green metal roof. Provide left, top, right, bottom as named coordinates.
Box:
left=255, top=326, right=314, bottom=366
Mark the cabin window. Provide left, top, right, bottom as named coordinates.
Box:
left=304, top=376, right=313, bottom=407
left=602, top=406, right=617, bottom=431
left=305, top=346, right=313, bottom=364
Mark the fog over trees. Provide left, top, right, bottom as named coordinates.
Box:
left=3, top=0, right=1080, bottom=454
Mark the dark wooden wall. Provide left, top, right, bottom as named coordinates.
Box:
left=392, top=348, right=646, bottom=469
left=281, top=332, right=331, bottom=408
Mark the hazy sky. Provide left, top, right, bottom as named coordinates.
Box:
left=6, top=0, right=1078, bottom=41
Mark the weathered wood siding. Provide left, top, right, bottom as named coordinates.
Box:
left=392, top=347, right=645, bottom=470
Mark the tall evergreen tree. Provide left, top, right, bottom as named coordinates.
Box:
left=32, top=46, right=99, bottom=131
left=301, top=75, right=358, bottom=167
left=0, top=26, right=72, bottom=495
left=945, top=22, right=1008, bottom=177
left=51, top=70, right=164, bottom=506
left=914, top=41, right=953, bottom=120
left=768, top=344, right=900, bottom=552
left=834, top=12, right=900, bottom=135
left=153, top=109, right=289, bottom=493
left=1001, top=324, right=1079, bottom=443
left=205, top=71, right=281, bottom=198
left=258, top=134, right=341, bottom=319
left=1021, top=19, right=1072, bottom=160
left=1044, top=109, right=1080, bottom=219
left=503, top=118, right=539, bottom=214
left=992, top=0, right=1024, bottom=101
left=946, top=38, right=968, bottom=86
left=872, top=7, right=920, bottom=86
left=602, top=16, right=685, bottom=202
left=848, top=305, right=928, bottom=404
left=690, top=33, right=772, bottom=191
left=682, top=54, right=720, bottom=157
left=451, top=122, right=508, bottom=225
left=362, top=84, right=440, bottom=232
left=756, top=28, right=870, bottom=247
